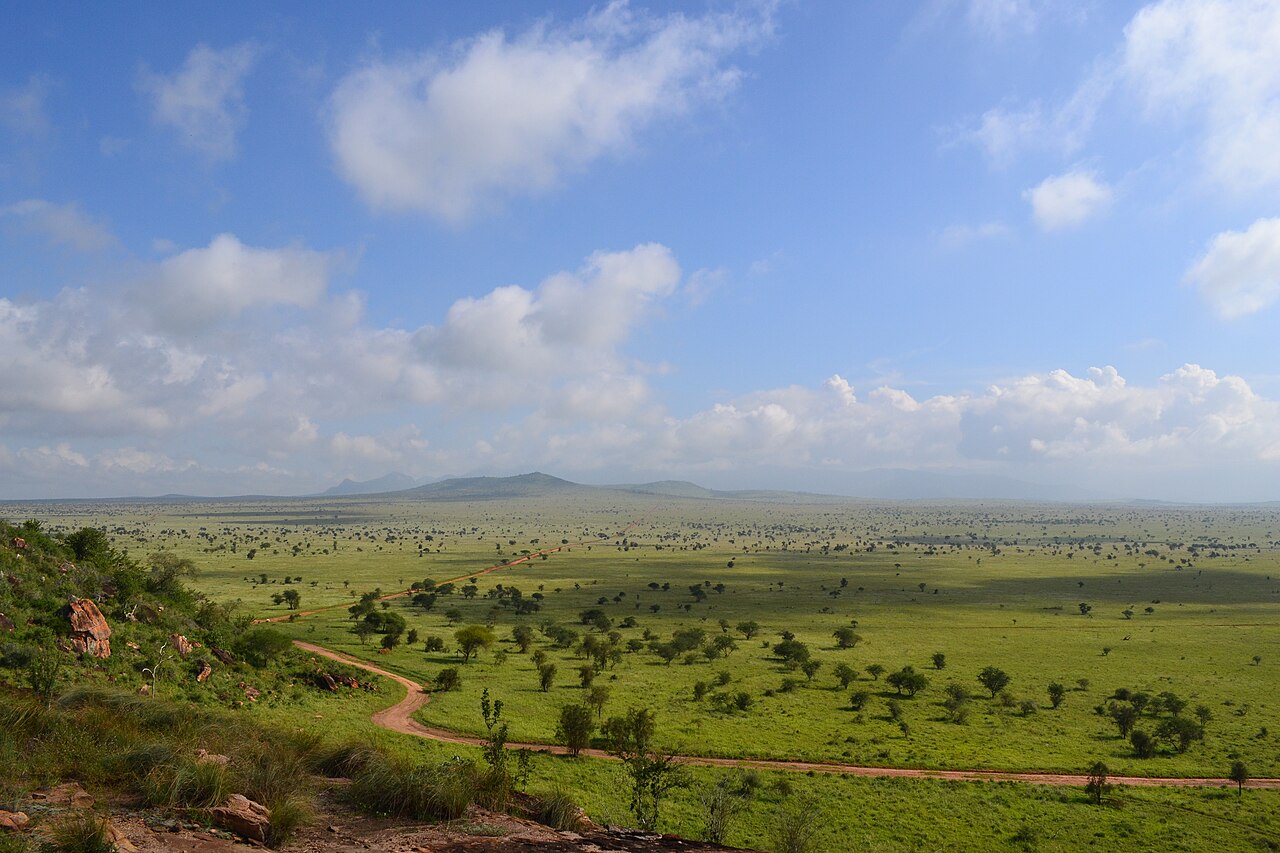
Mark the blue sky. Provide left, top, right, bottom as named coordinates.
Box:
left=2, top=0, right=1279, bottom=501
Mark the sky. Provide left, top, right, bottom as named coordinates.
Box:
left=1, top=0, right=1279, bottom=502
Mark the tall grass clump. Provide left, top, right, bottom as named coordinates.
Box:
left=143, top=759, right=231, bottom=808
left=346, top=755, right=478, bottom=821
left=530, top=787, right=583, bottom=830
left=46, top=812, right=117, bottom=853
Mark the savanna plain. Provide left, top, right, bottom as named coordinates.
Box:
left=7, top=490, right=1280, bottom=851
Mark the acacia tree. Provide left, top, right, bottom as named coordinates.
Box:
left=832, top=627, right=862, bottom=649
left=556, top=703, right=596, bottom=756
left=602, top=708, right=688, bottom=831
left=455, top=625, right=496, bottom=663
left=977, top=666, right=1010, bottom=698
left=1048, top=682, right=1066, bottom=709
left=1085, top=761, right=1109, bottom=805
left=1230, top=760, right=1249, bottom=797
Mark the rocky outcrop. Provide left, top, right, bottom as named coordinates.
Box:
left=210, top=794, right=271, bottom=843
left=169, top=633, right=193, bottom=656
left=65, top=597, right=111, bottom=658
left=0, top=810, right=29, bottom=831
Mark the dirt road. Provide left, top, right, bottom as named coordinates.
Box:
left=293, top=640, right=1280, bottom=791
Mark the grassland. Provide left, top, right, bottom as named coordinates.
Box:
left=9, top=492, right=1280, bottom=850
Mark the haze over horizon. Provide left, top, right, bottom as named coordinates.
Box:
left=3, top=1, right=1279, bottom=503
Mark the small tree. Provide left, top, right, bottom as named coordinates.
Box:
left=1048, top=682, right=1066, bottom=709
left=832, top=627, right=862, bottom=649
left=931, top=652, right=946, bottom=670
left=603, top=708, right=687, bottom=831
left=770, top=795, right=821, bottom=853
left=866, top=663, right=885, bottom=681
left=1229, top=760, right=1249, bottom=797
left=512, top=625, right=534, bottom=653
left=434, top=667, right=461, bottom=692
left=833, top=662, right=857, bottom=689
left=587, top=685, right=610, bottom=719
left=455, top=625, right=496, bottom=663
left=801, top=659, right=822, bottom=682
left=887, top=665, right=928, bottom=696
left=27, top=647, right=63, bottom=708
left=698, top=774, right=750, bottom=845
left=556, top=703, right=596, bottom=756
left=1085, top=761, right=1109, bottom=805
left=736, top=621, right=760, bottom=640
left=849, top=689, right=870, bottom=711
left=538, top=662, right=557, bottom=692
left=1131, top=730, right=1156, bottom=758
left=977, top=666, right=1010, bottom=698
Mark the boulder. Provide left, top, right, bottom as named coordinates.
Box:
left=30, top=782, right=94, bottom=809
left=169, top=634, right=193, bottom=656
left=210, top=794, right=271, bottom=843
left=0, top=810, right=29, bottom=831
left=210, top=646, right=235, bottom=665
left=196, top=661, right=213, bottom=683
left=65, top=597, right=111, bottom=659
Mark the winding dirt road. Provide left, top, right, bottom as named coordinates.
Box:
left=294, top=640, right=1280, bottom=791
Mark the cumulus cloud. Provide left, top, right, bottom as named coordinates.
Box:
left=328, top=1, right=771, bottom=219
left=1122, top=0, right=1280, bottom=194
left=416, top=242, right=680, bottom=374
left=958, top=0, right=1280, bottom=196
left=1, top=74, right=51, bottom=136
left=0, top=199, right=115, bottom=250
left=1024, top=169, right=1112, bottom=230
left=138, top=42, right=259, bottom=160
left=141, top=234, right=336, bottom=332
left=1186, top=217, right=1280, bottom=318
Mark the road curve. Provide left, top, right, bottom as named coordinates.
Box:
left=293, top=640, right=1280, bottom=791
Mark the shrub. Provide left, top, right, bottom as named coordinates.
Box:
left=234, top=627, right=293, bottom=668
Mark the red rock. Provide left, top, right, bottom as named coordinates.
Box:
left=170, top=634, right=193, bottom=656
left=31, top=782, right=94, bottom=809
left=210, top=794, right=270, bottom=843
left=11, top=537, right=26, bottom=550
left=0, top=810, right=29, bottom=831
left=66, top=597, right=112, bottom=659
left=196, top=661, right=213, bottom=682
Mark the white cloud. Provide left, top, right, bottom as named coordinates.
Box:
left=328, top=1, right=771, bottom=219
left=1186, top=217, right=1280, bottom=318
left=142, top=234, right=336, bottom=332
left=416, top=242, right=680, bottom=374
left=959, top=0, right=1280, bottom=195
left=1122, top=0, right=1280, bottom=194
left=138, top=42, right=259, bottom=160
left=0, top=199, right=115, bottom=251
left=0, top=74, right=51, bottom=136
left=937, top=221, right=1011, bottom=248
left=1023, top=169, right=1112, bottom=230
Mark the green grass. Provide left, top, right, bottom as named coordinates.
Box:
left=10, top=494, right=1280, bottom=849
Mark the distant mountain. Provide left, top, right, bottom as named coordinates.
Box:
left=345, top=469, right=1095, bottom=503
left=320, top=473, right=418, bottom=497
left=396, top=472, right=589, bottom=501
